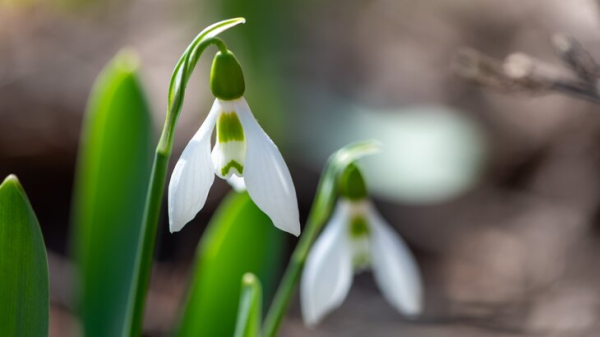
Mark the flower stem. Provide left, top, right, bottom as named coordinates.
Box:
left=121, top=18, right=245, bottom=337
left=262, top=204, right=327, bottom=337
left=122, top=151, right=169, bottom=337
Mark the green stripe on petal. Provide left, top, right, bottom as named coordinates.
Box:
left=349, top=215, right=370, bottom=239
left=218, top=112, right=245, bottom=143
left=222, top=160, right=244, bottom=176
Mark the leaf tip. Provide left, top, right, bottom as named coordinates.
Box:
left=114, top=48, right=141, bottom=74
left=3, top=174, right=19, bottom=184
left=242, top=272, right=258, bottom=286
left=359, top=139, right=383, bottom=154
left=1, top=174, right=24, bottom=192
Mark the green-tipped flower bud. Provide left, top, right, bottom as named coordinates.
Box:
left=210, top=50, right=245, bottom=100
left=338, top=163, right=368, bottom=200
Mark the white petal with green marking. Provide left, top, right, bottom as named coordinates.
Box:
left=168, top=97, right=301, bottom=236
left=212, top=140, right=246, bottom=179
left=300, top=198, right=423, bottom=326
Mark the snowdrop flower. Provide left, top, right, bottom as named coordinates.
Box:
left=168, top=50, right=300, bottom=236
left=301, top=164, right=423, bottom=326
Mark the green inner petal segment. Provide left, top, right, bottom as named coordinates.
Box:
left=217, top=112, right=245, bottom=143
left=221, top=160, right=244, bottom=176
left=349, top=215, right=370, bottom=239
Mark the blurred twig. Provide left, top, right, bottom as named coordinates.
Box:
left=453, top=33, right=600, bottom=103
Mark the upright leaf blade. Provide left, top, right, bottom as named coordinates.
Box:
left=0, top=175, right=49, bottom=337
left=234, top=273, right=262, bottom=337
left=175, top=192, right=284, bottom=337
left=71, top=50, right=153, bottom=337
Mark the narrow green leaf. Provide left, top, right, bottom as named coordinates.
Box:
left=234, top=273, right=262, bottom=337
left=0, top=175, right=49, bottom=337
left=175, top=192, right=284, bottom=337
left=71, top=49, right=153, bottom=337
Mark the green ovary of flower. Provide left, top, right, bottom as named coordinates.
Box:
left=210, top=50, right=245, bottom=100
left=338, top=164, right=368, bottom=201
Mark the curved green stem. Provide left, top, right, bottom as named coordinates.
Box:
left=121, top=18, right=245, bottom=337
left=261, top=199, right=328, bottom=337
left=262, top=141, right=381, bottom=337
left=159, top=36, right=229, bottom=155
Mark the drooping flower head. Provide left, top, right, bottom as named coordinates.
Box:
left=301, top=164, right=423, bottom=326
left=168, top=50, right=300, bottom=236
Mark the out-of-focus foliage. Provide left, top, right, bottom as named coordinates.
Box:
left=357, top=106, right=485, bottom=203
left=234, top=273, right=263, bottom=337
left=299, top=99, right=486, bottom=204
left=70, top=50, right=153, bottom=337
left=0, top=175, right=49, bottom=337
left=175, top=191, right=284, bottom=337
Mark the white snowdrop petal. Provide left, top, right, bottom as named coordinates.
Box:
left=301, top=201, right=353, bottom=327
left=167, top=100, right=220, bottom=233
left=227, top=174, right=247, bottom=192
left=368, top=206, right=423, bottom=316
left=234, top=98, right=301, bottom=236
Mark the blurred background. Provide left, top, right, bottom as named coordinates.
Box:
left=2, top=0, right=600, bottom=336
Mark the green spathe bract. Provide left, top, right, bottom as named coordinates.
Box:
left=0, top=175, right=49, bottom=337
left=175, top=191, right=284, bottom=337
left=71, top=49, right=153, bottom=337
left=211, top=50, right=246, bottom=100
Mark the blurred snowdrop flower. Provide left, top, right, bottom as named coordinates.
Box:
left=301, top=164, right=422, bottom=326
left=168, top=50, right=300, bottom=236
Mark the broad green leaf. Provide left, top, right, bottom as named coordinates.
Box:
left=234, top=273, right=262, bottom=337
left=71, top=50, right=153, bottom=337
left=175, top=191, right=284, bottom=337
left=0, top=175, right=49, bottom=337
